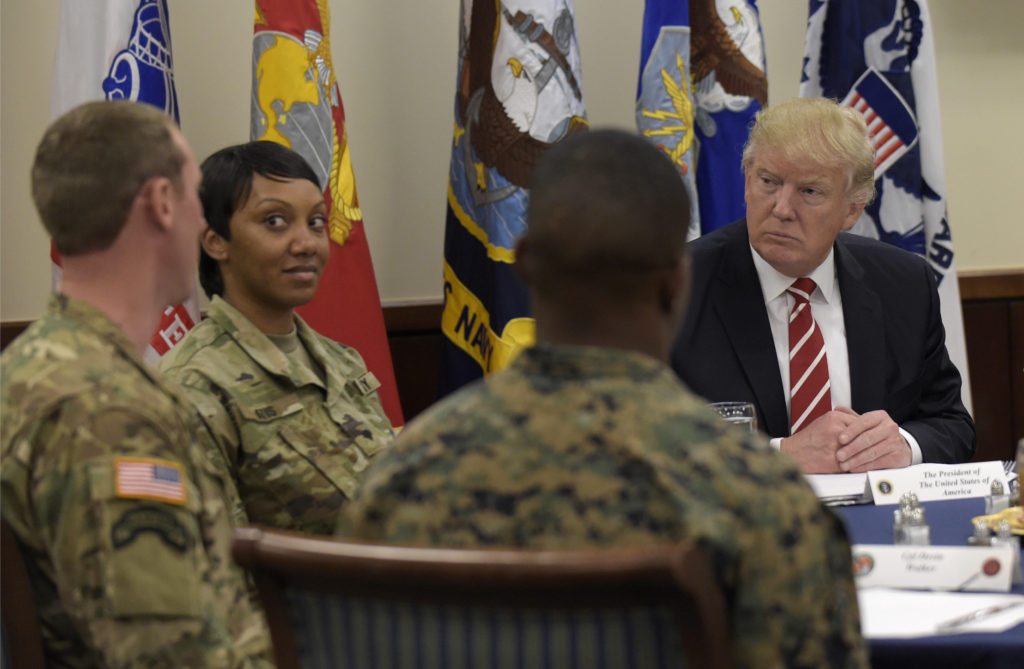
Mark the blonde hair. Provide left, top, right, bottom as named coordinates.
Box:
left=742, top=97, right=875, bottom=206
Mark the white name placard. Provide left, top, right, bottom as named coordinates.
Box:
left=867, top=462, right=1008, bottom=505
left=851, top=544, right=1016, bottom=592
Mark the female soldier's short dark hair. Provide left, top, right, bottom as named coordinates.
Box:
left=198, top=141, right=321, bottom=297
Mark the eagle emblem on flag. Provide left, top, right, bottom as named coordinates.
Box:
left=841, top=69, right=919, bottom=180
left=253, top=0, right=362, bottom=247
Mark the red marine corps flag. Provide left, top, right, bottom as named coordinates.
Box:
left=252, top=0, right=403, bottom=426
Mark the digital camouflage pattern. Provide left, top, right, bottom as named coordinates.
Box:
left=338, top=344, right=869, bottom=669
left=160, top=295, right=394, bottom=536
left=0, top=294, right=271, bottom=668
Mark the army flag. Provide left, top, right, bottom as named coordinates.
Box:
left=252, top=0, right=403, bottom=426
left=637, top=1, right=767, bottom=236
left=439, top=0, right=588, bottom=395
left=800, top=0, right=972, bottom=411
left=52, top=0, right=197, bottom=363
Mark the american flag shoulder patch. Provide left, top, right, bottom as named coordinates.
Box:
left=115, top=457, right=187, bottom=505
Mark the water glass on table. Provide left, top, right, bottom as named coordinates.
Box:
left=709, top=401, right=758, bottom=433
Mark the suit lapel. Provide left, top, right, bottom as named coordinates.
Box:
left=712, top=236, right=790, bottom=436
left=836, top=239, right=886, bottom=411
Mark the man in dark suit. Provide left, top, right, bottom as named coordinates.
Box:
left=672, top=97, right=974, bottom=473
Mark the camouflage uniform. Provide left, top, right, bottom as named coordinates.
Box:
left=339, top=344, right=869, bottom=669
left=160, top=295, right=394, bottom=536
left=0, top=294, right=271, bottom=668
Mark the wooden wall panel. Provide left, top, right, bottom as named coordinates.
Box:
left=959, top=271, right=1024, bottom=461
left=1010, top=301, right=1024, bottom=447
left=388, top=332, right=440, bottom=422
left=4, top=270, right=1022, bottom=439
left=0, top=321, right=29, bottom=351
left=383, top=300, right=442, bottom=422
left=958, top=269, right=1024, bottom=300
left=962, top=301, right=1013, bottom=461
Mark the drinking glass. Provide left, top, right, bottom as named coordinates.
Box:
left=708, top=401, right=758, bottom=433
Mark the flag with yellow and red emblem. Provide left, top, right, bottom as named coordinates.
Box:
left=251, top=0, right=403, bottom=426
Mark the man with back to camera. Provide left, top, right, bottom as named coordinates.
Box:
left=671, top=97, right=974, bottom=474
left=338, top=129, right=869, bottom=667
left=0, top=101, right=271, bottom=667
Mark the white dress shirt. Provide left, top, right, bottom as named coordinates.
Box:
left=750, top=245, right=923, bottom=464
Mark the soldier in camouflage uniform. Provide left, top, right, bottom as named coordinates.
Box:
left=160, top=141, right=394, bottom=536
left=1, top=101, right=271, bottom=667
left=338, top=130, right=869, bottom=668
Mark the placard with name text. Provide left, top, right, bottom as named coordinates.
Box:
left=852, top=544, right=1016, bottom=592
left=867, top=462, right=1008, bottom=505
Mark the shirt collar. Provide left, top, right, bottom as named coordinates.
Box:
left=749, top=244, right=838, bottom=304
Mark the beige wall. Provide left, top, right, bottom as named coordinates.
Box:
left=3, top=0, right=1022, bottom=322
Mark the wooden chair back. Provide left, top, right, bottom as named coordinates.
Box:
left=232, top=526, right=731, bottom=669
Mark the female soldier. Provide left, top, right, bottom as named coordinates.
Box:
left=161, top=141, right=394, bottom=535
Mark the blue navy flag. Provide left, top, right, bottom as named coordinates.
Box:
left=800, top=0, right=972, bottom=410
left=52, top=0, right=197, bottom=363
left=438, top=0, right=588, bottom=396
left=637, top=1, right=767, bottom=236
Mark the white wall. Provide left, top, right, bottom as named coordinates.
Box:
left=3, top=0, right=1022, bottom=322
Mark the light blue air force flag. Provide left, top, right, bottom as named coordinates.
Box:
left=800, top=0, right=971, bottom=411
left=637, top=1, right=768, bottom=237
left=636, top=0, right=700, bottom=239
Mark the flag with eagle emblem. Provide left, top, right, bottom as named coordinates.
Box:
left=636, top=0, right=700, bottom=239
left=252, top=0, right=403, bottom=425
left=438, top=0, right=588, bottom=395
left=637, top=0, right=767, bottom=236
left=800, top=0, right=971, bottom=411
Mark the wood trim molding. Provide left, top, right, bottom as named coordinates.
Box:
left=3, top=269, right=1019, bottom=349
left=2, top=300, right=446, bottom=351
left=958, top=268, right=1024, bottom=301
left=1, top=320, right=31, bottom=350
left=382, top=299, right=443, bottom=333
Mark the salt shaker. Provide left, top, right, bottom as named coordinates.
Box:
left=1015, top=438, right=1023, bottom=505
left=898, top=492, right=919, bottom=515
left=903, top=507, right=931, bottom=545
left=892, top=509, right=905, bottom=544
left=986, top=479, right=1010, bottom=514
left=990, top=520, right=1023, bottom=584
left=967, top=519, right=991, bottom=547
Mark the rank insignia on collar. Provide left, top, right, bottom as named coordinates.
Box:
left=354, top=371, right=381, bottom=395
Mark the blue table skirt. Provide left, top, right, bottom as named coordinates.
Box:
left=836, top=497, right=1023, bottom=669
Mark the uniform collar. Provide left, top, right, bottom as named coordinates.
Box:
left=513, top=343, right=674, bottom=383
left=206, top=295, right=325, bottom=388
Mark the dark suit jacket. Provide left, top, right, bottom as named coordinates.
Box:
left=671, top=220, right=975, bottom=463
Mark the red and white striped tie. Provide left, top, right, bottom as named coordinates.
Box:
left=787, top=278, right=831, bottom=433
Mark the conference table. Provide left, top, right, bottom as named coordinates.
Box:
left=835, top=495, right=1024, bottom=669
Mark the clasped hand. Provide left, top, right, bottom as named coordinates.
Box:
left=780, top=406, right=911, bottom=474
